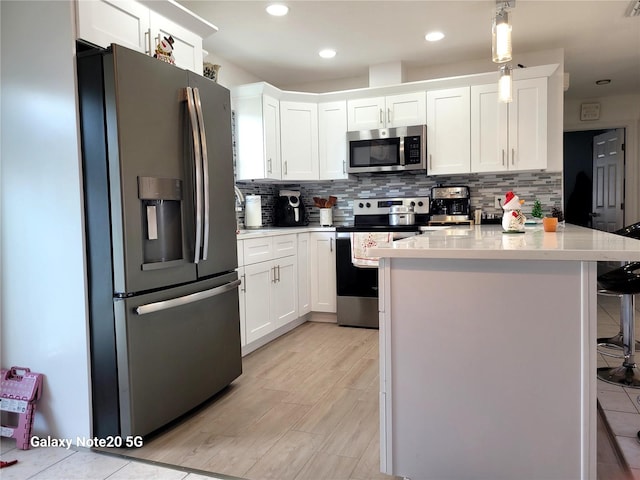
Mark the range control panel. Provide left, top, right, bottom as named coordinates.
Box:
left=352, top=197, right=430, bottom=215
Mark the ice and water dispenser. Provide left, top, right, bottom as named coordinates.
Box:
left=138, top=176, right=183, bottom=267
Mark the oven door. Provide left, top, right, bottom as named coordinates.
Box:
left=336, top=232, right=379, bottom=327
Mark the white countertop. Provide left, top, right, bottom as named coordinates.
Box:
left=368, top=224, right=640, bottom=262
left=236, top=225, right=335, bottom=239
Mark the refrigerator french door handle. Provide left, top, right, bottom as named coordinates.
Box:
left=193, top=88, right=210, bottom=261
left=135, top=279, right=241, bottom=315
left=185, top=87, right=203, bottom=264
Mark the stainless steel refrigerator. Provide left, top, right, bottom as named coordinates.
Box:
left=77, top=43, right=242, bottom=438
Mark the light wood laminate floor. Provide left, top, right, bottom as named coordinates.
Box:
left=108, top=322, right=396, bottom=480
left=0, top=317, right=632, bottom=479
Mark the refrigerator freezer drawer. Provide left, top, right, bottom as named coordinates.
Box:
left=113, top=273, right=242, bottom=437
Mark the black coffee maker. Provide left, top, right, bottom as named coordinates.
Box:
left=430, top=185, right=471, bottom=223
left=274, top=190, right=308, bottom=227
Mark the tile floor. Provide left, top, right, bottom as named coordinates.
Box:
left=1, top=294, right=639, bottom=480
left=597, top=293, right=640, bottom=479
left=0, top=437, right=229, bottom=480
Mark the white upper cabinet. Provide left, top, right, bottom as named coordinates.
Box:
left=77, top=0, right=150, bottom=52
left=234, top=94, right=281, bottom=181
left=318, top=101, right=348, bottom=180
left=76, top=0, right=210, bottom=74
left=386, top=92, right=427, bottom=128
left=426, top=87, right=471, bottom=175
left=509, top=77, right=548, bottom=171
left=148, top=11, right=203, bottom=74
left=347, top=92, right=426, bottom=131
left=280, top=101, right=319, bottom=180
left=471, top=77, right=547, bottom=173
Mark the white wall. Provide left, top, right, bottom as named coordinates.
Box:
left=0, top=0, right=92, bottom=441
left=564, top=94, right=640, bottom=225
left=203, top=52, right=261, bottom=89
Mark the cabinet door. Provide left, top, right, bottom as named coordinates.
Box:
left=347, top=97, right=385, bottom=131
left=149, top=11, right=203, bottom=75
left=426, top=87, right=471, bottom=175
left=319, top=101, right=348, bottom=180
left=280, top=101, right=319, bottom=180
left=310, top=233, right=336, bottom=313
left=237, top=266, right=247, bottom=347
left=509, top=77, right=548, bottom=171
left=76, top=0, right=150, bottom=53
left=471, top=84, right=508, bottom=173
left=244, top=261, right=275, bottom=343
left=263, top=95, right=282, bottom=179
left=297, top=233, right=311, bottom=316
left=273, top=256, right=298, bottom=328
left=386, top=92, right=426, bottom=128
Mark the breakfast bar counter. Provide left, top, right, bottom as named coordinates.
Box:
left=369, top=224, right=640, bottom=480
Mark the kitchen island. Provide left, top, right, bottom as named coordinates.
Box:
left=369, top=224, right=640, bottom=480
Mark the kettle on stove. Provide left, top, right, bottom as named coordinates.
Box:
left=274, top=190, right=308, bottom=227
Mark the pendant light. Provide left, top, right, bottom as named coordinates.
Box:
left=499, top=64, right=513, bottom=103
left=492, top=8, right=512, bottom=63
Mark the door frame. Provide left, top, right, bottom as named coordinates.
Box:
left=565, top=118, right=639, bottom=226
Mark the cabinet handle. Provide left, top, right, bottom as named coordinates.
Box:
left=429, top=154, right=433, bottom=170
left=144, top=30, right=151, bottom=55
left=330, top=238, right=333, bottom=252
left=343, top=160, right=346, bottom=174
left=284, top=161, right=288, bottom=176
left=502, top=149, right=505, bottom=166
left=241, top=274, right=246, bottom=292
left=268, top=158, right=272, bottom=173
left=271, top=266, right=276, bottom=283
left=387, top=108, right=392, bottom=125
left=379, top=109, right=384, bottom=125
left=511, top=148, right=515, bottom=165
left=277, top=264, right=281, bottom=282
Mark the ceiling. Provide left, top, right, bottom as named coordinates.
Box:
left=178, top=1, right=640, bottom=99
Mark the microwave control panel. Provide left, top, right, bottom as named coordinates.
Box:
left=404, top=135, right=422, bottom=165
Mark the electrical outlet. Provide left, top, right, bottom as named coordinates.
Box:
left=494, top=195, right=503, bottom=209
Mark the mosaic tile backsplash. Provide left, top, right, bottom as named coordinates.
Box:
left=235, top=171, right=562, bottom=228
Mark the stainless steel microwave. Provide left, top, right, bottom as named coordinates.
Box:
left=347, top=125, right=426, bottom=174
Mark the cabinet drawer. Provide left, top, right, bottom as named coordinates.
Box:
left=243, top=237, right=273, bottom=265
left=273, top=234, right=297, bottom=258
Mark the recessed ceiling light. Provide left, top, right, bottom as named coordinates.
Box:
left=595, top=79, right=611, bottom=85
left=266, top=4, right=288, bottom=16
left=425, top=31, right=445, bottom=42
left=319, top=49, right=336, bottom=59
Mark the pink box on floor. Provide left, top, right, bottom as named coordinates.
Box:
left=1, top=366, right=44, bottom=450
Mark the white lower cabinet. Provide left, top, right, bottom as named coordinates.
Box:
left=237, top=234, right=298, bottom=347
left=297, top=233, right=311, bottom=316
left=310, top=232, right=336, bottom=313
left=237, top=230, right=335, bottom=352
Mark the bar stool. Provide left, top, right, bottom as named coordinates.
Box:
left=597, top=261, right=640, bottom=387
left=597, top=222, right=640, bottom=350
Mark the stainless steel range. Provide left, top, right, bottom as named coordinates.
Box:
left=335, top=197, right=430, bottom=328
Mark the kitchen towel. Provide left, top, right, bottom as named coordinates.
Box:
left=351, top=232, right=392, bottom=267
